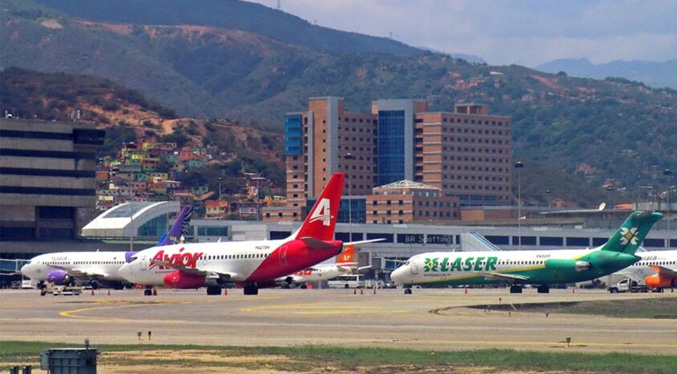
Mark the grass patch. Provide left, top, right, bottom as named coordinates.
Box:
left=1, top=341, right=675, bottom=373
left=474, top=298, right=677, bottom=319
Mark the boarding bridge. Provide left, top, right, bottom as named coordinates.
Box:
left=0, top=258, right=29, bottom=274
left=459, top=232, right=502, bottom=252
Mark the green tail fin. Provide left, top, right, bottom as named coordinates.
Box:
left=600, top=211, right=663, bottom=254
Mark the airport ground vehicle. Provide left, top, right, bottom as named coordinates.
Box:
left=328, top=274, right=366, bottom=288
left=52, top=286, right=82, bottom=296
left=608, top=278, right=649, bottom=293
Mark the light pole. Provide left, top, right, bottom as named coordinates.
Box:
left=345, top=153, right=356, bottom=241
left=218, top=177, right=222, bottom=202
left=664, top=169, right=673, bottom=249
left=514, top=161, right=525, bottom=250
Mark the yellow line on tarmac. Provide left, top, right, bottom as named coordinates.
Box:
left=241, top=302, right=407, bottom=315
left=59, top=299, right=210, bottom=320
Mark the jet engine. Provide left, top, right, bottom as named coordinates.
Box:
left=645, top=274, right=677, bottom=289
left=47, top=270, right=73, bottom=285
left=163, top=271, right=206, bottom=289
left=545, top=259, right=591, bottom=272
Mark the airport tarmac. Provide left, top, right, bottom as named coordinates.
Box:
left=1, top=287, right=676, bottom=354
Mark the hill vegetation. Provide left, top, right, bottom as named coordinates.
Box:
left=2, top=0, right=675, bottom=207
left=0, top=67, right=286, bottom=187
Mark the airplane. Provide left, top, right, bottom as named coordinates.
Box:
left=277, top=244, right=373, bottom=287
left=119, top=173, right=353, bottom=296
left=20, top=205, right=192, bottom=290
left=612, top=250, right=677, bottom=291
left=390, top=211, right=663, bottom=294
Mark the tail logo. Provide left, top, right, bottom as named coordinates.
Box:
left=620, top=227, right=638, bottom=245
left=308, top=198, right=332, bottom=226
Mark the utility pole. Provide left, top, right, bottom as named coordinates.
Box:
left=514, top=161, right=525, bottom=250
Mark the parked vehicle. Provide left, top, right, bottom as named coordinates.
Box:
left=327, top=274, right=366, bottom=289
left=608, top=278, right=648, bottom=293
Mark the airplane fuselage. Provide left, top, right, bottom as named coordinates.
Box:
left=21, top=251, right=133, bottom=283
left=120, top=239, right=343, bottom=287
left=391, top=248, right=639, bottom=286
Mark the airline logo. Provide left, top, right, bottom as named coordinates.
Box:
left=150, top=248, right=203, bottom=270
left=308, top=198, right=332, bottom=226
left=424, top=256, right=498, bottom=272
left=620, top=227, right=639, bottom=245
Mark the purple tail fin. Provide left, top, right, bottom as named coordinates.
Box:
left=157, top=206, right=192, bottom=246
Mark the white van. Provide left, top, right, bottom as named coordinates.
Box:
left=327, top=274, right=366, bottom=289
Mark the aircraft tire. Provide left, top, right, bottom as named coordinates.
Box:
left=510, top=285, right=523, bottom=294
left=404, top=288, right=412, bottom=295
left=537, top=285, right=549, bottom=293
left=206, top=286, right=221, bottom=296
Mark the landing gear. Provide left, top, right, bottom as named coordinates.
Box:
left=537, top=284, right=550, bottom=294
left=243, top=283, right=259, bottom=295
left=144, top=286, right=153, bottom=296
left=206, top=285, right=221, bottom=296
left=404, top=288, right=412, bottom=295
left=509, top=285, right=523, bottom=294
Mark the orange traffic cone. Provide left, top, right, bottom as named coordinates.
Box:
left=90, top=289, right=95, bottom=296
left=373, top=287, right=376, bottom=295
left=360, top=289, right=364, bottom=295
left=107, top=289, right=111, bottom=296
left=353, top=289, right=357, bottom=295
left=464, top=288, right=468, bottom=294
left=224, top=288, right=228, bottom=296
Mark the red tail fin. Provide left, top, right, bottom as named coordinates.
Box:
left=337, top=244, right=356, bottom=265
left=294, top=173, right=345, bottom=241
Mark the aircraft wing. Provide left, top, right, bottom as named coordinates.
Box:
left=480, top=271, right=529, bottom=283
left=68, top=268, right=109, bottom=278
left=649, top=266, right=677, bottom=277
left=153, top=260, right=239, bottom=280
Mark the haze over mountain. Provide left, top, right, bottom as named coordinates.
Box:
left=1, top=0, right=675, bottom=205
left=536, top=58, right=677, bottom=90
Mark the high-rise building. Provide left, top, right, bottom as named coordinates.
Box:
left=267, top=98, right=512, bottom=223
left=0, top=119, right=105, bottom=254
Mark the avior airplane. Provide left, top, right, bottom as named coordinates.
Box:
left=613, top=250, right=677, bottom=291
left=119, top=173, right=353, bottom=295
left=390, top=211, right=663, bottom=294
left=277, top=244, right=373, bottom=287
left=20, top=206, right=192, bottom=290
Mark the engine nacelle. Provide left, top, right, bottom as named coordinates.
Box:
left=163, top=271, right=206, bottom=289
left=47, top=270, right=72, bottom=285
left=645, top=274, right=677, bottom=289
left=545, top=259, right=591, bottom=272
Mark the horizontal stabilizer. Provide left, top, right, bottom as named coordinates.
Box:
left=344, top=238, right=385, bottom=246
left=300, top=237, right=337, bottom=249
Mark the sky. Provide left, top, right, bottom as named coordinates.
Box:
left=246, top=0, right=677, bottom=67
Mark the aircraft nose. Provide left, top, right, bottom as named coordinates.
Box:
left=390, top=265, right=407, bottom=284
left=20, top=263, right=36, bottom=277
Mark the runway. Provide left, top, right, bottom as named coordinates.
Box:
left=1, top=288, right=676, bottom=354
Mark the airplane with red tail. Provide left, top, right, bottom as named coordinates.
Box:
left=119, top=173, right=367, bottom=295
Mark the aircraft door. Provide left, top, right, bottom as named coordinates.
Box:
left=279, top=245, right=288, bottom=268
left=140, top=254, right=147, bottom=271
left=411, top=259, right=419, bottom=275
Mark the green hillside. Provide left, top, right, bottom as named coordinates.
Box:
left=1, top=0, right=675, bottom=205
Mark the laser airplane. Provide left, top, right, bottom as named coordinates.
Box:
left=120, top=173, right=368, bottom=295
left=21, top=206, right=192, bottom=289
left=391, top=211, right=663, bottom=294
